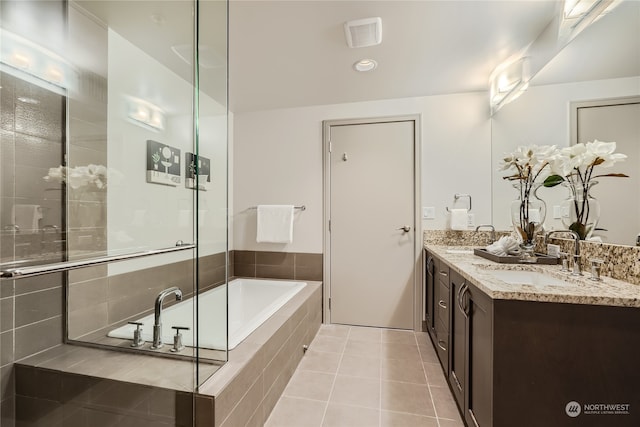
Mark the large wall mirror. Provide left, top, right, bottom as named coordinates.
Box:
left=491, top=0, right=640, bottom=246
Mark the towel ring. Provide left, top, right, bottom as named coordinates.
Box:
left=445, top=194, right=471, bottom=212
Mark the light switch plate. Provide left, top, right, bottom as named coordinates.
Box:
left=547, top=244, right=561, bottom=257
left=553, top=205, right=562, bottom=219
left=423, top=207, right=435, bottom=220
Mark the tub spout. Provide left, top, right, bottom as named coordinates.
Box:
left=151, top=286, right=182, bottom=349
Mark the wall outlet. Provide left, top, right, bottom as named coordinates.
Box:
left=553, top=205, right=562, bottom=219
left=547, top=244, right=561, bottom=257
left=423, top=207, right=435, bottom=220
left=467, top=213, right=475, bottom=228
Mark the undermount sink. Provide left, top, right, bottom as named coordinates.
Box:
left=485, top=269, right=568, bottom=287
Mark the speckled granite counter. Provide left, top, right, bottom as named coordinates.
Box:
left=426, top=245, right=640, bottom=308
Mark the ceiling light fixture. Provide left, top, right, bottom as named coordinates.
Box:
left=489, top=57, right=530, bottom=115
left=344, top=17, right=382, bottom=48
left=353, top=59, right=378, bottom=72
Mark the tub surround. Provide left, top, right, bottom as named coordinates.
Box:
left=15, top=281, right=321, bottom=426
left=233, top=250, right=322, bottom=282
left=68, top=251, right=231, bottom=341
left=427, top=245, right=640, bottom=307
left=424, top=229, right=640, bottom=286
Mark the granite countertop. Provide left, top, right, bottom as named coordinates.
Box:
left=426, top=245, right=640, bottom=308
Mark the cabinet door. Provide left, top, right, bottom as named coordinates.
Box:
left=425, top=252, right=436, bottom=332
left=465, top=284, right=493, bottom=427
left=449, top=270, right=466, bottom=410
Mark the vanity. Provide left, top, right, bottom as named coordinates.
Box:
left=424, top=246, right=640, bottom=427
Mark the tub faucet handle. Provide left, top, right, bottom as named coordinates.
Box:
left=170, top=326, right=190, bottom=353
left=128, top=321, right=144, bottom=348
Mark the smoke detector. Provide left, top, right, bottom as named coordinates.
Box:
left=344, top=17, right=382, bottom=48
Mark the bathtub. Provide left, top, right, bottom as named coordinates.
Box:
left=108, top=278, right=307, bottom=350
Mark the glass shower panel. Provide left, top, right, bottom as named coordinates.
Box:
left=62, top=0, right=228, bottom=368
left=196, top=0, right=230, bottom=384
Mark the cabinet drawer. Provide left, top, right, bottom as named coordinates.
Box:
left=437, top=279, right=450, bottom=328
left=434, top=319, right=449, bottom=371
left=437, top=264, right=450, bottom=287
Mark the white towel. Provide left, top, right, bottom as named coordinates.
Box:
left=450, top=208, right=468, bottom=231
left=11, top=204, right=43, bottom=234
left=256, top=205, right=294, bottom=243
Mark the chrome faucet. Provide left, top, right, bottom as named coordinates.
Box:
left=544, top=230, right=582, bottom=275
left=475, top=225, right=496, bottom=244
left=151, top=287, right=183, bottom=349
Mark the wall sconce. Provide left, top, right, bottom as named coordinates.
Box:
left=489, top=57, right=530, bottom=115
left=127, top=98, right=165, bottom=131
left=559, top=0, right=622, bottom=43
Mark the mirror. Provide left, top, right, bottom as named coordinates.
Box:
left=491, top=1, right=640, bottom=246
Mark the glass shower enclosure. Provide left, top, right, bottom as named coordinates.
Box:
left=0, top=0, right=228, bottom=424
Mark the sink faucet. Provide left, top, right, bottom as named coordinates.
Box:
left=475, top=225, right=496, bottom=244
left=544, top=230, right=582, bottom=275
left=151, top=287, right=183, bottom=349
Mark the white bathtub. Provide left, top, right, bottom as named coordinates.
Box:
left=108, top=278, right=307, bottom=350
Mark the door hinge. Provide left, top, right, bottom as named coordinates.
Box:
left=328, top=219, right=331, bottom=232
left=329, top=141, right=332, bottom=152
left=328, top=298, right=331, bottom=310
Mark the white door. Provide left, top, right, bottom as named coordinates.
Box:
left=328, top=119, right=416, bottom=329
left=576, top=100, right=640, bottom=245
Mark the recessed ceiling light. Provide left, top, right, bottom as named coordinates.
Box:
left=353, top=59, right=377, bottom=72
left=17, top=96, right=40, bottom=105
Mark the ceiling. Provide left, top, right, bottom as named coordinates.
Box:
left=59, top=1, right=640, bottom=114
left=229, top=0, right=563, bottom=112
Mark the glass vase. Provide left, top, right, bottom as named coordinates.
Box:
left=510, top=183, right=547, bottom=263
left=561, top=181, right=601, bottom=240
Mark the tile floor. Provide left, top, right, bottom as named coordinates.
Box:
left=265, top=325, right=465, bottom=427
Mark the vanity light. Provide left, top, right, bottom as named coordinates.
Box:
left=489, top=57, right=530, bottom=115
left=0, top=29, right=76, bottom=94
left=353, top=59, right=378, bottom=72
left=127, top=97, right=165, bottom=131
left=559, top=0, right=622, bottom=43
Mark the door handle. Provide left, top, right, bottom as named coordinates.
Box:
left=397, top=226, right=411, bottom=233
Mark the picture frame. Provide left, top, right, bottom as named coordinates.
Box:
left=146, top=140, right=181, bottom=186
left=185, top=152, right=211, bottom=191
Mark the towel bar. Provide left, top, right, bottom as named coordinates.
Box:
left=446, top=194, right=471, bottom=212
left=249, top=205, right=306, bottom=211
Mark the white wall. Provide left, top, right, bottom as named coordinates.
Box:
left=491, top=76, right=640, bottom=234
left=107, top=30, right=229, bottom=274
left=233, top=92, right=492, bottom=253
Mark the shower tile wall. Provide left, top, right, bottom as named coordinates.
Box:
left=1, top=70, right=67, bottom=427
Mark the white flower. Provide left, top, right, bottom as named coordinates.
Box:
left=584, top=140, right=627, bottom=168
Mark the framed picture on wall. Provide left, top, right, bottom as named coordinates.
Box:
left=146, top=140, right=181, bottom=186
left=185, top=152, right=211, bottom=191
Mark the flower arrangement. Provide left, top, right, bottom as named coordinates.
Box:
left=543, top=140, right=627, bottom=239
left=44, top=164, right=108, bottom=190
left=500, top=145, right=559, bottom=244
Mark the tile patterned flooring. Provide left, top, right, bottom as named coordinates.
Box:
left=265, top=325, right=465, bottom=427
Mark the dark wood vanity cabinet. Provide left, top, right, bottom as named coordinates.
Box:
left=425, top=251, right=640, bottom=427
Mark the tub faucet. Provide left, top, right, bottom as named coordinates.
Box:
left=544, top=230, right=582, bottom=275
left=151, top=287, right=183, bottom=349
left=475, top=225, right=496, bottom=244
